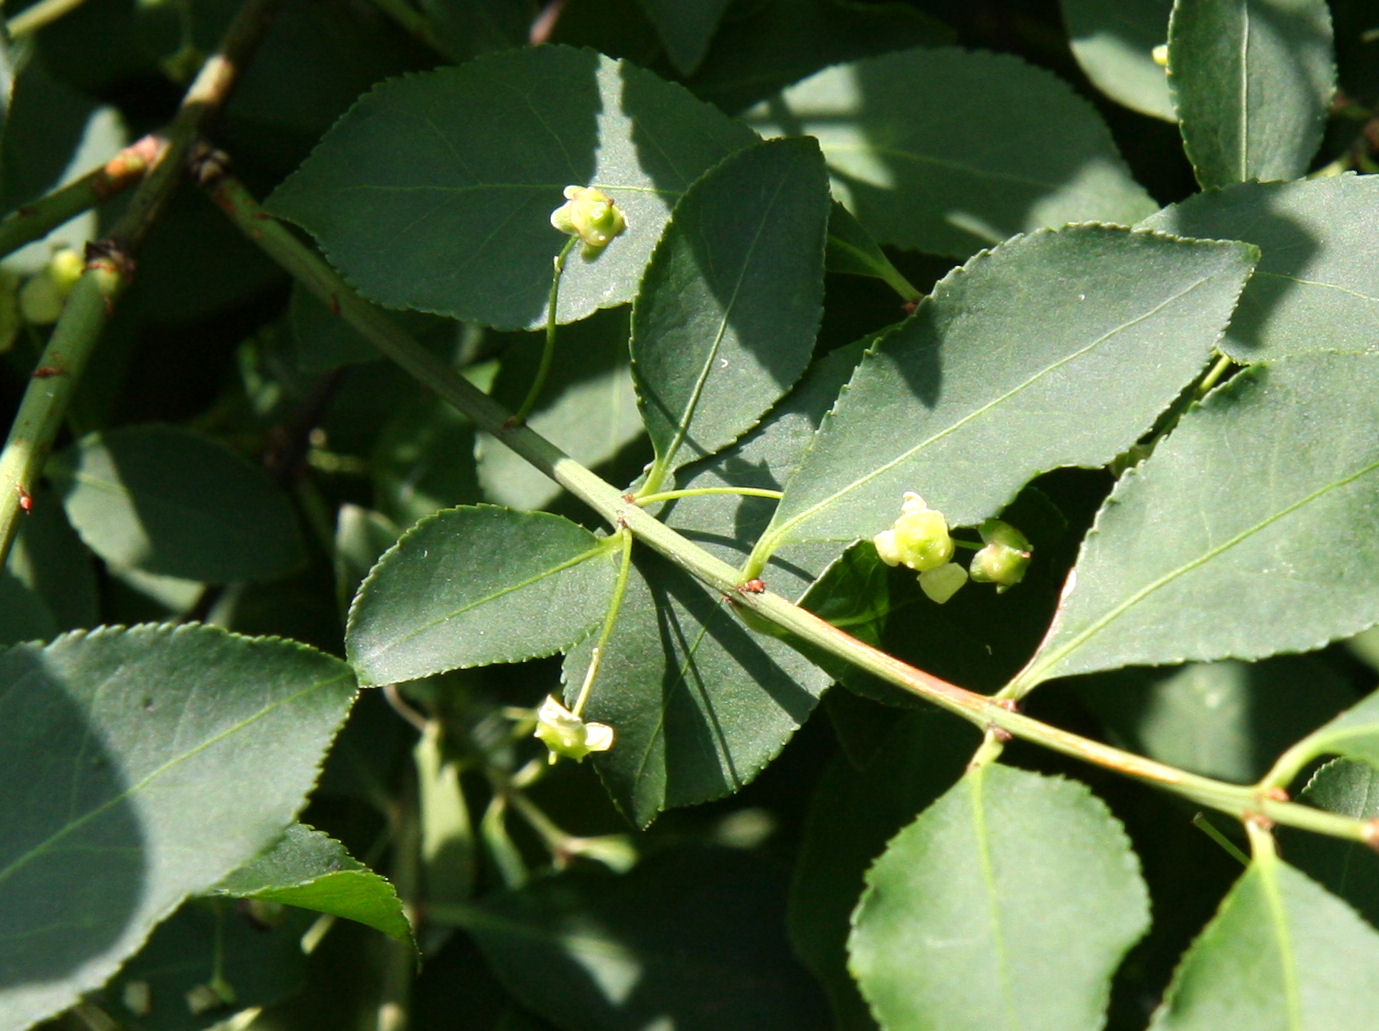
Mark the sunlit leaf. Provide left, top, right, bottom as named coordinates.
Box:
left=1061, top=0, right=1175, bottom=119
left=0, top=625, right=356, bottom=1031
left=214, top=823, right=411, bottom=943
left=267, top=46, right=757, bottom=330
left=747, top=47, right=1157, bottom=259
left=1013, top=352, right=1379, bottom=691
left=755, top=225, right=1255, bottom=563
left=849, top=764, right=1149, bottom=1031
left=1142, top=175, right=1379, bottom=362
left=1168, top=0, right=1335, bottom=188
left=633, top=136, right=829, bottom=484
left=346, top=505, right=619, bottom=685
left=1149, top=856, right=1379, bottom=1029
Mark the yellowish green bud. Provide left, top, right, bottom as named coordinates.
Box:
left=550, top=185, right=627, bottom=255
left=919, top=562, right=968, bottom=604
left=48, top=248, right=84, bottom=291
left=970, top=518, right=1032, bottom=591
left=891, top=509, right=955, bottom=571
left=534, top=694, right=614, bottom=763
left=1152, top=43, right=1169, bottom=67
left=19, top=248, right=85, bottom=326
left=872, top=528, right=903, bottom=566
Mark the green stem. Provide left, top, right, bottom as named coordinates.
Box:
left=366, top=0, right=449, bottom=55
left=5, top=0, right=89, bottom=36
left=513, top=238, right=575, bottom=425
left=634, top=486, right=784, bottom=506
left=208, top=173, right=1379, bottom=851
left=0, top=135, right=162, bottom=262
left=570, top=527, right=633, bottom=718
left=0, top=0, right=286, bottom=569
left=1193, top=812, right=1250, bottom=866
left=1196, top=352, right=1234, bottom=396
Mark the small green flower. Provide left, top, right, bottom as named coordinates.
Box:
left=873, top=493, right=955, bottom=572
left=970, top=518, right=1032, bottom=592
left=18, top=248, right=84, bottom=326
left=550, top=185, right=627, bottom=256
left=534, top=694, right=614, bottom=763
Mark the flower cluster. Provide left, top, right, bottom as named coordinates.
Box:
left=873, top=493, right=1031, bottom=603
left=533, top=694, right=614, bottom=764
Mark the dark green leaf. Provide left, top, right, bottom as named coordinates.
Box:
left=747, top=47, right=1157, bottom=259
left=824, top=200, right=917, bottom=296
left=2, top=484, right=98, bottom=642
left=564, top=548, right=830, bottom=825
left=633, top=137, right=829, bottom=484
left=1149, top=856, right=1379, bottom=1029
left=635, top=0, right=733, bottom=75
left=849, top=764, right=1150, bottom=1031
left=1168, top=0, right=1335, bottom=188
left=346, top=505, right=619, bottom=685
left=418, top=0, right=532, bottom=64
left=0, top=625, right=357, bottom=1031
left=267, top=46, right=757, bottom=330
left=1013, top=353, right=1379, bottom=691
left=1061, top=0, right=1175, bottom=119
left=214, top=823, right=411, bottom=943
left=48, top=425, right=305, bottom=583
left=755, top=226, right=1255, bottom=561
left=456, top=845, right=829, bottom=1031
left=1142, top=175, right=1379, bottom=362
left=1287, top=759, right=1379, bottom=931
left=1271, top=684, right=1379, bottom=780
left=789, top=712, right=977, bottom=1029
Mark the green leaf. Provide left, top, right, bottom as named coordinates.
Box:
left=47, top=424, right=304, bottom=584
left=790, top=712, right=978, bottom=1030
left=1271, top=684, right=1379, bottom=782
left=1168, top=0, right=1335, bottom=189
left=455, top=845, right=830, bottom=1030
left=1287, top=759, right=1379, bottom=931
left=754, top=225, right=1256, bottom=562
left=564, top=548, right=830, bottom=826
left=346, top=505, right=619, bottom=686
left=1141, top=175, right=1379, bottom=362
left=824, top=200, right=917, bottom=296
left=635, top=0, right=732, bottom=75
left=849, top=764, right=1150, bottom=1031
left=3, top=484, right=98, bottom=641
left=1061, top=0, right=1175, bottom=120
left=1013, top=352, right=1379, bottom=691
left=0, top=624, right=357, bottom=1031
left=1149, top=855, right=1379, bottom=1030
left=267, top=46, right=758, bottom=331
left=478, top=307, right=645, bottom=513
left=633, top=137, right=830, bottom=485
left=213, top=823, right=411, bottom=943
left=747, top=47, right=1157, bottom=259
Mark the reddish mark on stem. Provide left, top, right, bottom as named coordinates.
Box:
left=1260, top=786, right=1290, bottom=803
left=736, top=578, right=766, bottom=594
left=33, top=365, right=66, bottom=379
left=17, top=485, right=33, bottom=513
left=329, top=294, right=341, bottom=316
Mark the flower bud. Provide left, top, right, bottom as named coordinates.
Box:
left=970, top=518, right=1032, bottom=591
left=550, top=185, right=627, bottom=255
left=919, top=562, right=967, bottom=604
left=19, top=248, right=84, bottom=326
left=891, top=508, right=955, bottom=571
left=534, top=694, right=614, bottom=763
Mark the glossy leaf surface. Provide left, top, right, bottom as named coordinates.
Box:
left=1168, top=0, right=1335, bottom=188
left=756, top=225, right=1255, bottom=562
left=1142, top=176, right=1379, bottom=361
left=267, top=46, right=757, bottom=330
left=214, top=823, right=411, bottom=943
left=564, top=548, right=830, bottom=826
left=633, top=137, right=829, bottom=485
left=347, top=506, right=618, bottom=686
left=748, top=47, right=1157, bottom=259
left=1149, top=856, right=1379, bottom=1030
left=49, top=424, right=304, bottom=583
left=0, top=625, right=356, bottom=1031
left=849, top=764, right=1149, bottom=1031
left=1015, top=352, right=1379, bottom=690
